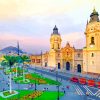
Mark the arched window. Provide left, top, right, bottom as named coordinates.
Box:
left=91, top=53, right=94, bottom=57
left=91, top=37, right=95, bottom=44
left=58, top=44, right=60, bottom=49
left=77, top=53, right=80, bottom=57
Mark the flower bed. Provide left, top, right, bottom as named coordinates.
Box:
left=0, top=90, right=64, bottom=100
left=20, top=91, right=43, bottom=100
left=25, top=74, right=47, bottom=84
left=14, top=73, right=61, bottom=85
left=0, top=90, right=18, bottom=98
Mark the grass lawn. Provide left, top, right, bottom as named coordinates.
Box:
left=0, top=90, right=64, bottom=100
left=35, top=91, right=64, bottom=100
left=14, top=73, right=61, bottom=85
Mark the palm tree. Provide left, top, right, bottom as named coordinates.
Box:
left=1, top=60, right=8, bottom=73
left=20, top=55, right=30, bottom=82
left=15, top=56, right=22, bottom=77
left=3, top=55, right=17, bottom=93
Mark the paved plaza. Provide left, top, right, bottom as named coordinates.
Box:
left=0, top=66, right=100, bottom=100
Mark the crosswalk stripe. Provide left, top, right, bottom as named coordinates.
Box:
left=85, top=86, right=94, bottom=95
left=83, top=85, right=94, bottom=95
left=76, top=85, right=85, bottom=95
left=75, top=85, right=83, bottom=95
left=95, top=92, right=100, bottom=97
left=73, top=85, right=80, bottom=95
left=76, top=87, right=82, bottom=95
left=73, top=85, right=84, bottom=95
left=94, top=90, right=100, bottom=95
left=73, top=84, right=100, bottom=98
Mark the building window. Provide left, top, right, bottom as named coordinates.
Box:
left=91, top=53, right=94, bottom=57
left=67, top=52, right=69, bottom=56
left=58, top=44, right=60, bottom=49
left=32, top=59, right=35, bottom=63
left=36, top=59, right=41, bottom=63
left=77, top=53, right=80, bottom=57
left=91, top=37, right=95, bottom=44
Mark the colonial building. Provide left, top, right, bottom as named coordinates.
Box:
left=30, top=8, right=100, bottom=74
left=30, top=26, right=83, bottom=73
left=83, top=8, right=100, bottom=74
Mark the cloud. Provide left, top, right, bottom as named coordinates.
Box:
left=0, top=0, right=99, bottom=53
left=0, top=0, right=100, bottom=20
left=62, top=32, right=85, bottom=49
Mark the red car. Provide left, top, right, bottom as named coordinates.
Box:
left=97, top=82, right=100, bottom=89
left=70, top=77, right=79, bottom=83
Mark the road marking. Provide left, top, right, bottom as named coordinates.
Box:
left=73, top=85, right=80, bottom=95
left=76, top=85, right=85, bottom=95
left=87, top=85, right=98, bottom=90
left=73, top=85, right=84, bottom=95
left=82, top=85, right=100, bottom=98
left=83, top=85, right=94, bottom=95
left=95, top=90, right=100, bottom=98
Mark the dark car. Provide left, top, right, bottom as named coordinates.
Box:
left=70, top=77, right=79, bottom=83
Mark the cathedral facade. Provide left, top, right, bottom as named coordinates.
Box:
left=30, top=8, right=100, bottom=74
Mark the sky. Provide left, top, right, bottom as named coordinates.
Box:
left=0, top=0, right=100, bottom=54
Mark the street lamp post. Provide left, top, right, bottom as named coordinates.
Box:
left=35, top=79, right=37, bottom=91
left=41, top=50, right=43, bottom=76
left=56, top=71, right=59, bottom=100
left=41, top=50, right=42, bottom=67
left=56, top=64, right=60, bottom=100
left=86, top=47, right=88, bottom=75
left=34, top=63, right=37, bottom=91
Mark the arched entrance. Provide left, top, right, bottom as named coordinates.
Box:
left=66, top=62, right=70, bottom=70
left=58, top=63, right=60, bottom=69
left=77, top=64, right=81, bottom=73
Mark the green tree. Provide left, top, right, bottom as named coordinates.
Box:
left=20, top=55, right=30, bottom=82
left=3, top=55, right=17, bottom=93
left=15, top=56, right=22, bottom=77
left=1, top=60, right=9, bottom=73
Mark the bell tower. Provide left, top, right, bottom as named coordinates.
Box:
left=50, top=25, right=62, bottom=51
left=83, top=8, right=100, bottom=74
left=48, top=25, right=62, bottom=68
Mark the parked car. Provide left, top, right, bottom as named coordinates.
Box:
left=70, top=77, right=79, bottom=83
left=79, top=78, right=86, bottom=85
left=97, top=82, right=100, bottom=88
left=87, top=80, right=95, bottom=87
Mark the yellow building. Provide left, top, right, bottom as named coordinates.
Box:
left=83, top=8, right=100, bottom=74
left=30, top=54, right=42, bottom=66
left=30, top=25, right=83, bottom=73
left=30, top=8, right=100, bottom=74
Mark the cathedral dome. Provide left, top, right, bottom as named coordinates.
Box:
left=51, top=25, right=60, bottom=36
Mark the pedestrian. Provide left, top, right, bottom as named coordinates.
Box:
left=66, top=85, right=69, bottom=89
left=3, top=88, right=5, bottom=91
left=86, top=91, right=89, bottom=96
left=43, top=88, right=45, bottom=92
left=64, top=90, right=66, bottom=94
